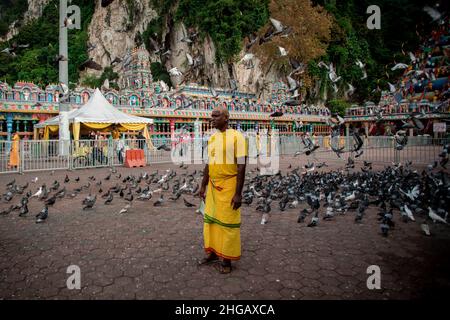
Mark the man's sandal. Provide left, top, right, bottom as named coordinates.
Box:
left=198, top=254, right=219, bottom=266
left=218, top=263, right=232, bottom=274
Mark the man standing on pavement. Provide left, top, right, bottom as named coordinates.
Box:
left=198, top=106, right=247, bottom=274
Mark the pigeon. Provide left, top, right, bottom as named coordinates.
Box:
left=183, top=198, right=196, bottom=207
left=269, top=17, right=286, bottom=35
left=160, top=80, right=170, bottom=92
left=3, top=191, right=13, bottom=202
left=104, top=193, right=113, bottom=205
left=399, top=185, right=420, bottom=201
left=124, top=192, right=134, bottom=202
left=388, top=82, right=396, bottom=93
left=286, top=76, right=300, bottom=93
left=45, top=195, right=57, bottom=206
left=380, top=222, right=389, bottom=237
left=278, top=46, right=288, bottom=57
left=270, top=111, right=283, bottom=117
left=168, top=67, right=183, bottom=77
left=423, top=6, right=442, bottom=21
left=307, top=212, right=319, bottom=227
left=83, top=195, right=97, bottom=210
left=0, top=205, right=14, bottom=215
left=157, top=144, right=171, bottom=152
left=346, top=83, right=356, bottom=96
left=110, top=56, right=122, bottom=66
left=391, top=63, right=409, bottom=71
left=421, top=223, right=431, bottom=236
left=153, top=194, right=164, bottom=206
left=288, top=58, right=306, bottom=77
left=138, top=191, right=153, bottom=201
left=36, top=206, right=49, bottom=223
left=6, top=179, right=16, bottom=187
left=78, top=58, right=102, bottom=71
left=260, top=213, right=269, bottom=225
left=64, top=175, right=70, bottom=183
left=297, top=208, right=309, bottom=223
left=355, top=59, right=367, bottom=80
left=186, top=53, right=194, bottom=66
left=19, top=205, right=29, bottom=217
left=323, top=207, right=335, bottom=221
left=327, top=63, right=341, bottom=83
left=31, top=186, right=43, bottom=198
left=428, top=207, right=447, bottom=224
left=119, top=204, right=131, bottom=214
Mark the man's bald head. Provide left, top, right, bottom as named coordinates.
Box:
left=211, top=106, right=229, bottom=131
left=212, top=106, right=230, bottom=119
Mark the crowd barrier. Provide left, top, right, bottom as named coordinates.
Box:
left=0, top=135, right=447, bottom=174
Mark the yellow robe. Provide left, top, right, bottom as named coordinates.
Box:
left=9, top=134, right=20, bottom=167
left=204, top=129, right=247, bottom=260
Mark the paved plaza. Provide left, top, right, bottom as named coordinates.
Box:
left=0, top=157, right=449, bottom=300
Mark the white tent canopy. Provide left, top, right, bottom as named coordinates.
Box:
left=36, top=88, right=153, bottom=128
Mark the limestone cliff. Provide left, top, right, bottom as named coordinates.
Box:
left=84, top=0, right=158, bottom=79
left=0, top=0, right=50, bottom=42
left=23, top=0, right=49, bottom=23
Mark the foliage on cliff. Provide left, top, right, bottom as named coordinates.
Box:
left=0, top=0, right=28, bottom=37
left=0, top=0, right=95, bottom=86
left=175, top=0, right=270, bottom=63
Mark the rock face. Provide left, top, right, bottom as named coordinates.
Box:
left=23, top=0, right=49, bottom=23
left=162, top=22, right=281, bottom=99
left=85, top=0, right=158, bottom=79
left=1, top=0, right=49, bottom=42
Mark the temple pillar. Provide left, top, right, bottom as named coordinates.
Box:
left=345, top=123, right=350, bottom=136
left=345, top=122, right=350, bottom=150
left=364, top=122, right=369, bottom=137
left=6, top=113, right=13, bottom=141
left=170, top=119, right=175, bottom=145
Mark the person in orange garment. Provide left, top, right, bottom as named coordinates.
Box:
left=8, top=132, right=20, bottom=169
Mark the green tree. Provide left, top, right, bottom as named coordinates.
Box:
left=175, top=0, right=270, bottom=63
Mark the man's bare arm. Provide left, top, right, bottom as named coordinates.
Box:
left=231, top=157, right=246, bottom=210
left=235, top=160, right=246, bottom=196
left=199, top=164, right=209, bottom=200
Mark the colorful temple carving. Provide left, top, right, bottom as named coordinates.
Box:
left=344, top=17, right=450, bottom=136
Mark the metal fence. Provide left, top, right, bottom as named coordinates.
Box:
left=21, top=140, right=70, bottom=172
left=0, top=140, right=19, bottom=174
left=0, top=135, right=447, bottom=174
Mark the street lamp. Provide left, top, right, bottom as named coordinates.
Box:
left=58, top=0, right=80, bottom=155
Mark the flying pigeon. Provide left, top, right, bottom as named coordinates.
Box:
left=391, top=63, right=409, bottom=71
left=168, top=67, right=183, bottom=77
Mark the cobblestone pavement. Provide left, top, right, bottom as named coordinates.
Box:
left=0, top=157, right=449, bottom=300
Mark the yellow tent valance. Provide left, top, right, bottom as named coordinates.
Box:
left=120, top=123, right=147, bottom=131
left=43, top=125, right=59, bottom=140
left=83, top=122, right=113, bottom=130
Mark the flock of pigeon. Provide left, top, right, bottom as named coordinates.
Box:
left=248, top=158, right=449, bottom=237
left=0, top=165, right=201, bottom=223
left=1, top=145, right=448, bottom=239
